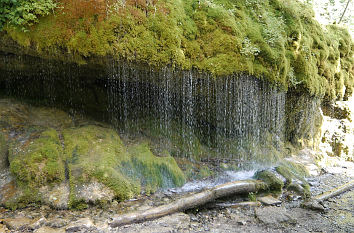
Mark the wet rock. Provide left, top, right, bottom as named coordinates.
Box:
left=1, top=217, right=33, bottom=231
left=258, top=195, right=282, bottom=206
left=75, top=181, right=115, bottom=204
left=287, top=182, right=306, bottom=195
left=255, top=206, right=295, bottom=225
left=30, top=217, right=47, bottom=230
left=34, top=226, right=65, bottom=233
left=302, top=201, right=325, bottom=212
left=0, top=133, right=8, bottom=170
left=40, top=183, right=70, bottom=209
left=46, top=218, right=69, bottom=228
left=65, top=218, right=95, bottom=233
left=255, top=170, right=284, bottom=192
left=0, top=172, right=14, bottom=205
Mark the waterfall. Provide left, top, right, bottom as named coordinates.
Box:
left=0, top=55, right=287, bottom=167
left=105, top=61, right=286, bottom=165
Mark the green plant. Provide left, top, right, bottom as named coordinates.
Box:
left=248, top=192, right=257, bottom=201
left=0, top=0, right=57, bottom=31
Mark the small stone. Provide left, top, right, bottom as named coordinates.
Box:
left=65, top=218, right=95, bottom=233
left=30, top=217, right=47, bottom=230
left=237, top=220, right=247, bottom=225
left=190, top=216, right=198, bottom=222
left=302, top=201, right=325, bottom=212
left=258, top=195, right=282, bottom=206
left=34, top=226, right=65, bottom=233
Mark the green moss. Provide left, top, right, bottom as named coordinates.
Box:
left=3, top=0, right=352, bottom=100
left=122, top=118, right=209, bottom=161
left=6, top=123, right=185, bottom=209
left=255, top=170, right=284, bottom=192
left=126, top=143, right=186, bottom=193
left=275, top=160, right=311, bottom=197
left=196, top=165, right=214, bottom=179
left=63, top=125, right=138, bottom=203
left=9, top=128, right=65, bottom=188
left=4, top=186, right=43, bottom=210
left=63, top=125, right=185, bottom=205
left=275, top=160, right=309, bottom=183
left=0, top=132, right=8, bottom=169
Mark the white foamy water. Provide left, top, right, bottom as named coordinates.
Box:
left=168, top=170, right=258, bottom=194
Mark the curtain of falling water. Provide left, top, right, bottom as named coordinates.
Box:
left=1, top=54, right=286, bottom=164
left=106, top=61, right=286, bottom=162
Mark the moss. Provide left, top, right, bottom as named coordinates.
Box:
left=63, top=125, right=185, bottom=205
left=196, top=165, right=214, bottom=179
left=276, top=160, right=309, bottom=182
left=275, top=160, right=310, bottom=197
left=9, top=128, right=65, bottom=188
left=285, top=93, right=323, bottom=148
left=6, top=122, right=185, bottom=208
left=0, top=132, right=8, bottom=169
left=122, top=117, right=209, bottom=161
left=4, top=186, right=43, bottom=210
left=255, top=170, right=284, bottom=192
left=63, top=125, right=138, bottom=203
left=2, top=0, right=352, bottom=100
left=126, top=143, right=186, bottom=193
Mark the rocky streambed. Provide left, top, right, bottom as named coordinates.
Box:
left=0, top=158, right=353, bottom=233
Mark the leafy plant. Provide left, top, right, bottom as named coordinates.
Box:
left=0, top=0, right=57, bottom=31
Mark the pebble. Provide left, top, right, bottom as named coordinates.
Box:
left=258, top=196, right=282, bottom=206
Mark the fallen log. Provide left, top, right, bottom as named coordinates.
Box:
left=109, top=180, right=266, bottom=228
left=302, top=180, right=354, bottom=211
left=314, top=180, right=354, bottom=202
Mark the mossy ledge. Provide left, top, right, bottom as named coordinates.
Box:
left=3, top=118, right=185, bottom=209
left=0, top=0, right=353, bottom=100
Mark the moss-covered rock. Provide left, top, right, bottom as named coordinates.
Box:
left=255, top=170, right=284, bottom=192
left=275, top=160, right=311, bottom=198
left=63, top=125, right=185, bottom=207
left=0, top=99, right=186, bottom=209
left=5, top=124, right=185, bottom=209
left=9, top=129, right=65, bottom=188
